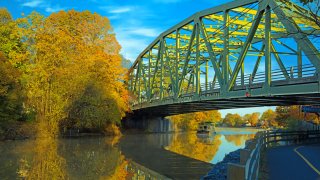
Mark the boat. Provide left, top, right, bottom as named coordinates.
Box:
left=196, top=122, right=216, bottom=134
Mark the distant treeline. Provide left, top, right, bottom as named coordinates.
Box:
left=168, top=106, right=319, bottom=131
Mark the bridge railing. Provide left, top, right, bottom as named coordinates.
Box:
left=131, top=64, right=317, bottom=108
left=199, top=64, right=316, bottom=93
left=227, top=129, right=320, bottom=180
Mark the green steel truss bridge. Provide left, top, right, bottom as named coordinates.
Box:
left=127, top=0, right=320, bottom=117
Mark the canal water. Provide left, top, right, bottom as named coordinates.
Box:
left=0, top=128, right=259, bottom=179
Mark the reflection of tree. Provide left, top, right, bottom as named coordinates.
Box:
left=101, top=155, right=128, bottom=180
left=224, top=134, right=255, bottom=146
left=0, top=140, right=34, bottom=179
left=166, top=133, right=221, bottom=162
left=16, top=136, right=128, bottom=179
left=58, top=136, right=126, bottom=179
left=18, top=138, right=68, bottom=179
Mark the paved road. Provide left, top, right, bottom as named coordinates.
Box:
left=267, top=144, right=320, bottom=180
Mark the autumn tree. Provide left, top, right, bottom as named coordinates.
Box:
left=0, top=53, right=24, bottom=128
left=12, top=10, right=128, bottom=137
left=223, top=113, right=243, bottom=127
left=260, top=109, right=277, bottom=127
left=168, top=110, right=221, bottom=131
left=243, top=113, right=260, bottom=126
left=275, top=106, right=318, bottom=128
left=0, top=9, right=27, bottom=137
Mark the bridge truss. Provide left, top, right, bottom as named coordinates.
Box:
left=127, top=0, right=320, bottom=116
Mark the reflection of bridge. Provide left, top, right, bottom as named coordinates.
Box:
left=127, top=0, right=320, bottom=116
left=119, top=134, right=212, bottom=179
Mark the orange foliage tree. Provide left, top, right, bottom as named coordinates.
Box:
left=275, top=106, right=318, bottom=127
left=168, top=110, right=221, bottom=131
left=260, top=109, right=278, bottom=127
left=13, top=10, right=128, bottom=137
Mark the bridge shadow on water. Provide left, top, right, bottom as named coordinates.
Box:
left=119, top=133, right=213, bottom=180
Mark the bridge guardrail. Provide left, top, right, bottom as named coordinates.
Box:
left=227, top=129, right=320, bottom=180
left=131, top=63, right=317, bottom=108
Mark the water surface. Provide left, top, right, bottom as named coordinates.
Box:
left=0, top=128, right=259, bottom=179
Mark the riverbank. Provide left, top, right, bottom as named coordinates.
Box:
left=202, top=149, right=241, bottom=180
left=0, top=122, right=37, bottom=141
left=0, top=124, right=122, bottom=141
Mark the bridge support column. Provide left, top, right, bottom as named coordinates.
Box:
left=122, top=115, right=173, bottom=133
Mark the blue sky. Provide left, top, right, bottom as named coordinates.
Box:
left=0, top=0, right=279, bottom=117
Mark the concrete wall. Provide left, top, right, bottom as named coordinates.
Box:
left=122, top=115, right=173, bottom=133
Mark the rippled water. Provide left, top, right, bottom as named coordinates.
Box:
left=0, top=128, right=260, bottom=179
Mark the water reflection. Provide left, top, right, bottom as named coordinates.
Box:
left=210, top=128, right=258, bottom=164
left=165, top=129, right=258, bottom=164
left=126, top=160, right=169, bottom=180
left=0, top=128, right=259, bottom=179
left=0, top=137, right=129, bottom=179
left=224, top=134, right=255, bottom=146
left=19, top=138, right=68, bottom=179
left=165, top=133, right=222, bottom=162
left=58, top=137, right=127, bottom=179
left=119, top=134, right=212, bottom=179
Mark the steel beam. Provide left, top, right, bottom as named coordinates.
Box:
left=195, top=22, right=200, bottom=95
left=298, top=44, right=302, bottom=78
left=270, top=0, right=320, bottom=71
left=199, top=19, right=223, bottom=87
left=228, top=9, right=265, bottom=91
left=252, top=44, right=265, bottom=81
left=178, top=24, right=196, bottom=96
left=223, top=10, right=230, bottom=89
left=265, top=6, right=271, bottom=89
left=271, top=43, right=290, bottom=80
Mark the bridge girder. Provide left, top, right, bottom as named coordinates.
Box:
left=127, top=0, right=320, bottom=115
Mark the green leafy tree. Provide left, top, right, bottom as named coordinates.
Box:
left=68, top=85, right=122, bottom=130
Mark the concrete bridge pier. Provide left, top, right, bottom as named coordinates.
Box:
left=122, top=114, right=173, bottom=133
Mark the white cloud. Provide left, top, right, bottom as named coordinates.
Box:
left=109, top=7, right=132, bottom=14
left=21, top=0, right=43, bottom=8
left=21, top=0, right=66, bottom=13
left=45, top=6, right=64, bottom=13
left=108, top=15, right=120, bottom=20
left=117, top=36, right=149, bottom=61
left=153, top=0, right=185, bottom=3
left=99, top=6, right=133, bottom=14
left=113, top=27, right=160, bottom=61
left=129, top=28, right=159, bottom=37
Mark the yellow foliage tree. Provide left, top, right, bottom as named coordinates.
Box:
left=223, top=113, right=243, bottom=127
left=260, top=109, right=277, bottom=127
left=168, top=110, right=221, bottom=131
left=14, top=10, right=129, bottom=137
left=243, top=112, right=260, bottom=126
